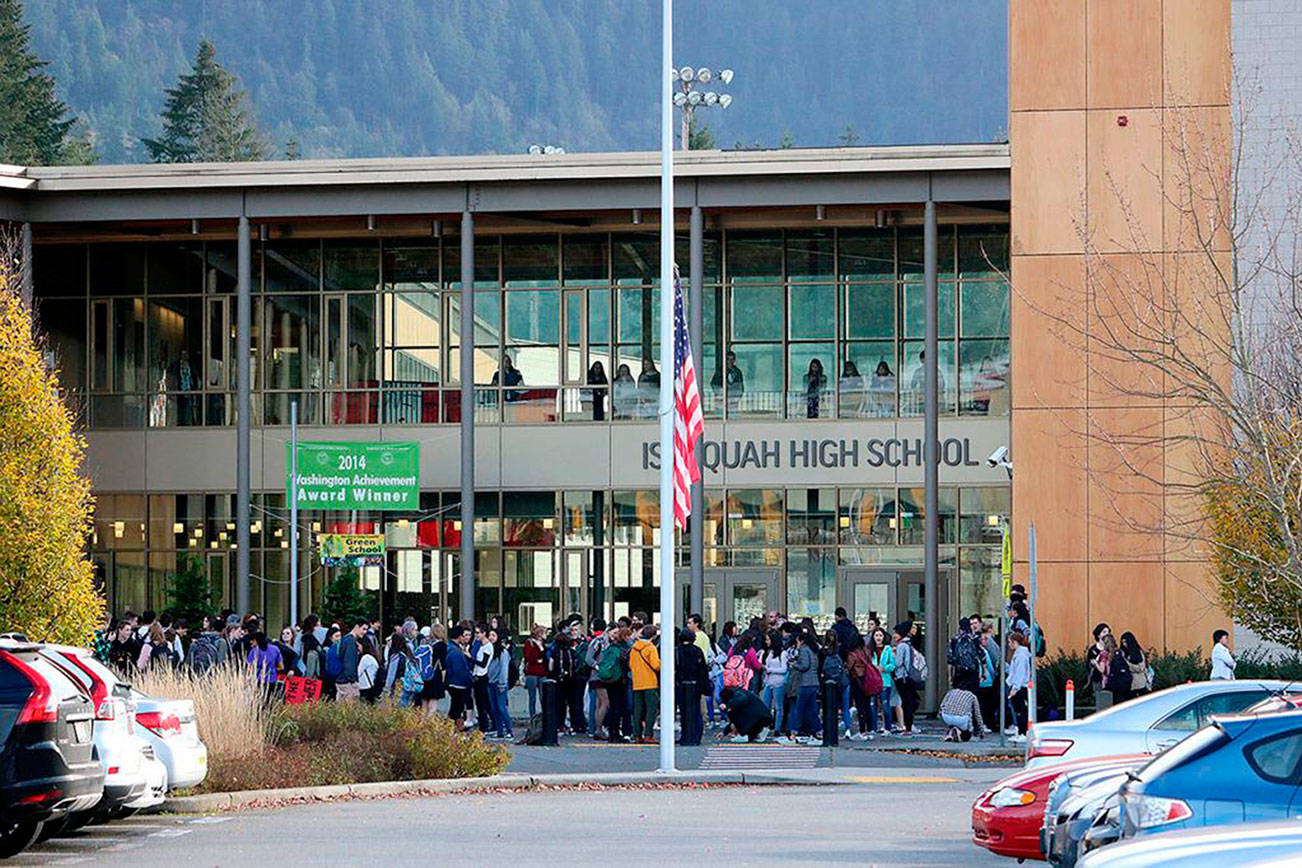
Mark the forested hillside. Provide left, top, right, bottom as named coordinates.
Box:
left=24, top=0, right=1006, bottom=163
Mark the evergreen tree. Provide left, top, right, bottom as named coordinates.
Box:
left=163, top=553, right=215, bottom=628
left=141, top=40, right=268, bottom=163
left=0, top=0, right=95, bottom=165
left=687, top=116, right=714, bottom=150
left=320, top=565, right=373, bottom=625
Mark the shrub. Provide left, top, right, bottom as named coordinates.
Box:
left=193, top=700, right=510, bottom=793
left=129, top=660, right=273, bottom=760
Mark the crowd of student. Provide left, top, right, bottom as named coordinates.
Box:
left=93, top=583, right=1089, bottom=746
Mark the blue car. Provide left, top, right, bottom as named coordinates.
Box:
left=1119, top=707, right=1302, bottom=839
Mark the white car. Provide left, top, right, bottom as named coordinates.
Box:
left=1025, top=680, right=1287, bottom=768
left=39, top=645, right=152, bottom=824
left=120, top=742, right=167, bottom=815
left=130, top=692, right=208, bottom=791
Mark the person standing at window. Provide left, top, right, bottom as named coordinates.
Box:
left=908, top=350, right=945, bottom=413
left=711, top=350, right=745, bottom=413
left=491, top=354, right=523, bottom=402
left=636, top=360, right=660, bottom=419
left=838, top=360, right=865, bottom=417
left=804, top=358, right=827, bottom=418
left=585, top=360, right=608, bottom=421
left=611, top=364, right=635, bottom=420
left=871, top=360, right=896, bottom=416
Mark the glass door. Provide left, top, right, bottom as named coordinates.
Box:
left=840, top=568, right=898, bottom=635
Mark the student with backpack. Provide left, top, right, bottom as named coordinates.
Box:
left=788, top=629, right=821, bottom=742
left=414, top=627, right=443, bottom=712
left=847, top=633, right=881, bottom=739
left=334, top=620, right=367, bottom=702
left=722, top=634, right=761, bottom=693
left=485, top=629, right=513, bottom=740
left=596, top=626, right=632, bottom=742
left=585, top=619, right=610, bottom=738
left=871, top=626, right=895, bottom=736
left=675, top=627, right=707, bottom=746
left=629, top=625, right=661, bottom=743
left=892, top=622, right=924, bottom=735
left=821, top=630, right=853, bottom=740
left=1006, top=630, right=1032, bottom=740
left=947, top=617, right=981, bottom=692
left=1119, top=631, right=1150, bottom=697
left=188, top=615, right=226, bottom=675
left=548, top=630, right=586, bottom=734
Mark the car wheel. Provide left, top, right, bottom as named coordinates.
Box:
left=35, top=816, right=66, bottom=842
left=0, top=819, right=43, bottom=859
left=61, top=811, right=94, bottom=834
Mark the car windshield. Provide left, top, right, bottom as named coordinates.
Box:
left=1137, top=724, right=1228, bottom=782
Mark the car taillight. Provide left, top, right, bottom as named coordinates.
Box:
left=1027, top=738, right=1074, bottom=759
left=0, top=650, right=58, bottom=725
left=136, top=711, right=182, bottom=736
left=59, top=651, right=109, bottom=715
left=106, top=766, right=119, bottom=775
left=96, top=699, right=116, bottom=721
left=1128, top=794, right=1193, bottom=829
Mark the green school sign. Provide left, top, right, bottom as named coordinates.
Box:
left=288, top=442, right=419, bottom=510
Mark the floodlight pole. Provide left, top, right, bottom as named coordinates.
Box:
left=290, top=400, right=299, bottom=626
left=657, top=0, right=677, bottom=776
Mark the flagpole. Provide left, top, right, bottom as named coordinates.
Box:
left=657, top=0, right=677, bottom=775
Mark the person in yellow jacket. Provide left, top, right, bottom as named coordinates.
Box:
left=629, top=625, right=662, bottom=743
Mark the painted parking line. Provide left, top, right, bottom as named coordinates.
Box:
left=848, top=775, right=960, bottom=784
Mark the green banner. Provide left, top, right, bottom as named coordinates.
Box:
left=288, top=441, right=419, bottom=510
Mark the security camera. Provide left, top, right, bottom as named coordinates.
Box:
left=986, top=446, right=1008, bottom=468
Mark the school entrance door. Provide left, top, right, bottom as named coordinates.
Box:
left=838, top=568, right=950, bottom=638
left=682, top=569, right=779, bottom=634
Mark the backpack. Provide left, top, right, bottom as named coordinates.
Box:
left=596, top=643, right=624, bottom=683
left=1106, top=654, right=1133, bottom=694
left=1033, top=625, right=1047, bottom=658
left=821, top=652, right=848, bottom=688
left=901, top=642, right=928, bottom=686
left=1127, top=655, right=1149, bottom=692
left=507, top=649, right=520, bottom=690
left=189, top=634, right=221, bottom=675
left=414, top=645, right=435, bottom=682
left=948, top=633, right=980, bottom=674
left=518, top=713, right=546, bottom=746
left=722, top=654, right=751, bottom=689
left=401, top=654, right=425, bottom=693
left=573, top=640, right=592, bottom=679
left=862, top=657, right=884, bottom=696
left=324, top=643, right=344, bottom=679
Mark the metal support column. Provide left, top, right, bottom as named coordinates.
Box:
left=236, top=215, right=252, bottom=615
left=923, top=193, right=939, bottom=712
left=689, top=204, right=705, bottom=618
left=459, top=209, right=476, bottom=623
left=19, top=223, right=32, bottom=307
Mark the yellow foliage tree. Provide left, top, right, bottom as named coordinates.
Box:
left=0, top=266, right=103, bottom=643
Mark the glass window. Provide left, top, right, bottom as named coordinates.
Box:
left=899, top=226, right=955, bottom=279
left=726, top=489, right=783, bottom=547
left=789, top=284, right=835, bottom=339
left=562, top=491, right=598, bottom=546
left=563, top=235, right=609, bottom=285
left=93, top=494, right=146, bottom=550
left=839, top=488, right=896, bottom=545
left=442, top=238, right=500, bottom=287
left=787, top=548, right=836, bottom=622
left=205, top=242, right=238, bottom=293
left=503, top=491, right=558, bottom=547
left=112, top=297, right=146, bottom=393
left=323, top=242, right=379, bottom=291
left=960, top=546, right=1003, bottom=621
left=900, top=339, right=956, bottom=415
left=1197, top=690, right=1270, bottom=722
left=505, top=289, right=561, bottom=385
left=785, top=230, right=834, bottom=282
left=263, top=241, right=320, bottom=292
left=959, top=225, right=1010, bottom=275
left=612, top=234, right=658, bottom=283
left=730, top=285, right=782, bottom=341
left=90, top=244, right=145, bottom=295
left=385, top=291, right=440, bottom=382
left=726, top=231, right=782, bottom=283
left=148, top=296, right=203, bottom=426
left=903, top=280, right=956, bottom=339
left=264, top=295, right=321, bottom=392
left=898, top=487, right=956, bottom=545
left=960, top=338, right=1010, bottom=416
left=613, top=490, right=659, bottom=546
left=845, top=283, right=895, bottom=340
left=33, top=244, right=86, bottom=296
left=841, top=341, right=896, bottom=418
left=1247, top=731, right=1302, bottom=784
left=383, top=243, right=437, bottom=287
left=838, top=228, right=894, bottom=279
left=787, top=488, right=835, bottom=545
left=788, top=343, right=834, bottom=419
left=960, top=281, right=1009, bottom=338
left=346, top=294, right=377, bottom=386
left=147, top=243, right=203, bottom=294
left=728, top=343, right=782, bottom=417
left=960, top=488, right=1010, bottom=544
left=503, top=235, right=559, bottom=287
left=40, top=299, right=86, bottom=393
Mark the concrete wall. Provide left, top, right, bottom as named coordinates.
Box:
left=1008, top=0, right=1232, bottom=654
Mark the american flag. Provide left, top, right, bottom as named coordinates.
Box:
left=672, top=267, right=704, bottom=529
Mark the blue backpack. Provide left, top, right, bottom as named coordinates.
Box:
left=401, top=654, right=425, bottom=693
left=414, top=644, right=435, bottom=682
left=324, top=642, right=344, bottom=679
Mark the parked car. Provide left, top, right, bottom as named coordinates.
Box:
left=1041, top=758, right=1148, bottom=866
left=118, top=741, right=167, bottom=817
left=1118, top=708, right=1302, bottom=841
left=0, top=641, right=104, bottom=858
left=38, top=645, right=156, bottom=827
left=972, top=755, right=1146, bottom=861
left=1078, top=820, right=1302, bottom=867
left=130, top=691, right=207, bottom=790
left=1025, top=681, right=1286, bottom=768
left=1044, top=766, right=1141, bottom=867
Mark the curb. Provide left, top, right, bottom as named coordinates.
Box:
left=159, top=770, right=837, bottom=813
left=851, top=743, right=1023, bottom=759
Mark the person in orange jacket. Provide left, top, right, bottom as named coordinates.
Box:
left=629, top=625, right=662, bottom=743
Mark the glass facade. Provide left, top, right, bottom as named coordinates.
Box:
left=35, top=224, right=1009, bottom=429
left=90, top=485, right=1009, bottom=633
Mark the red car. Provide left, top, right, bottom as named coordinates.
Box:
left=971, top=755, right=1146, bottom=861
